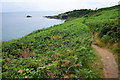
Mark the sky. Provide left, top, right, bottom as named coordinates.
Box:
left=0, top=0, right=119, bottom=12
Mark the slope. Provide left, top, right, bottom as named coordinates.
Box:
left=2, top=5, right=119, bottom=78
left=2, top=18, right=100, bottom=78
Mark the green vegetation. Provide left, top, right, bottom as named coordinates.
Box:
left=2, top=19, right=99, bottom=78
left=83, top=5, right=120, bottom=53
left=45, top=9, right=94, bottom=19
left=2, top=5, right=119, bottom=78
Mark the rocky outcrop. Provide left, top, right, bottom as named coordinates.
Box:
left=26, top=15, right=32, bottom=18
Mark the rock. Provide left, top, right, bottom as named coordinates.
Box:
left=26, top=15, right=32, bottom=18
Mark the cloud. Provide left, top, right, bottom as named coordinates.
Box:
left=1, top=0, right=119, bottom=12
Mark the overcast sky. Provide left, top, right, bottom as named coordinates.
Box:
left=0, top=0, right=119, bottom=12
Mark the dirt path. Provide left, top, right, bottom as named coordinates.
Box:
left=92, top=45, right=118, bottom=78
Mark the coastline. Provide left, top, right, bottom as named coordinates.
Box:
left=44, top=16, right=66, bottom=20
left=2, top=12, right=64, bottom=41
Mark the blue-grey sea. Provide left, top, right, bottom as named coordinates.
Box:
left=2, top=11, right=64, bottom=41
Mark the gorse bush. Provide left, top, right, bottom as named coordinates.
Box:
left=98, top=19, right=119, bottom=43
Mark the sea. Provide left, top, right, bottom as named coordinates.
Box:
left=1, top=11, right=64, bottom=41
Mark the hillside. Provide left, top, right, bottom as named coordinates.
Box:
left=44, top=9, right=94, bottom=19
left=84, top=5, right=120, bottom=53
left=2, top=5, right=119, bottom=78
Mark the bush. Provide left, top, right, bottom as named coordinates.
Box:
left=101, top=35, right=111, bottom=43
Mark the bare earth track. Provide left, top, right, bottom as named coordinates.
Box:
left=92, top=45, right=118, bottom=78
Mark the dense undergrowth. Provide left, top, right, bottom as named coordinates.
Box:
left=2, top=19, right=100, bottom=78
left=83, top=5, right=120, bottom=54
left=2, top=5, right=119, bottom=78
left=51, top=9, right=94, bottom=19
